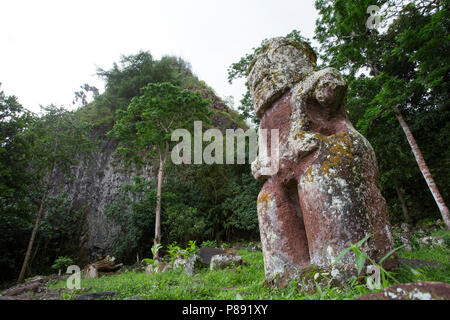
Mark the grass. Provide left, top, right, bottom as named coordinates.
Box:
left=395, top=230, right=450, bottom=284
left=48, top=232, right=450, bottom=300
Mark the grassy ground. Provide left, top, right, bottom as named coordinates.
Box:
left=48, top=233, right=450, bottom=300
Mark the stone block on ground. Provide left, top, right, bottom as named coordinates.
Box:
left=184, top=254, right=207, bottom=276
left=198, top=247, right=225, bottom=264
left=210, top=254, right=245, bottom=271
left=419, top=236, right=446, bottom=248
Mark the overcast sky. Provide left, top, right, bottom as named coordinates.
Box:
left=0, top=0, right=319, bottom=113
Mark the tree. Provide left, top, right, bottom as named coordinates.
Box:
left=17, top=105, right=93, bottom=283
left=0, top=85, right=34, bottom=199
left=314, top=0, right=449, bottom=227
left=0, top=86, right=36, bottom=282
left=95, top=52, right=200, bottom=114
left=108, top=82, right=212, bottom=257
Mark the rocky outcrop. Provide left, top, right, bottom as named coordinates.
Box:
left=0, top=275, right=62, bottom=300
left=50, top=85, right=244, bottom=263
left=249, top=37, right=397, bottom=286
left=50, top=125, right=155, bottom=263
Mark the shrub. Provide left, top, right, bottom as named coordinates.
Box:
left=200, top=240, right=217, bottom=248
left=183, top=241, right=198, bottom=259
left=167, top=242, right=182, bottom=263
left=51, top=256, right=74, bottom=274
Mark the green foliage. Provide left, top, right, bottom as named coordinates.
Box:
left=109, top=82, right=212, bottom=165
left=221, top=172, right=262, bottom=235
left=167, top=242, right=182, bottom=263
left=221, top=242, right=230, bottom=250
left=397, top=230, right=450, bottom=284
left=163, top=160, right=261, bottom=244
left=1, top=49, right=258, bottom=283
left=51, top=256, right=74, bottom=272
left=151, top=243, right=163, bottom=260
left=200, top=240, right=217, bottom=248
left=164, top=204, right=207, bottom=244
left=97, top=52, right=201, bottom=112
left=183, top=241, right=198, bottom=259
left=48, top=244, right=450, bottom=300
left=105, top=177, right=169, bottom=262
left=0, top=89, right=93, bottom=282
left=32, top=193, right=87, bottom=274
left=30, top=105, right=95, bottom=181
left=0, top=86, right=36, bottom=282
left=81, top=52, right=205, bottom=128
left=142, top=258, right=155, bottom=266
left=335, top=234, right=404, bottom=289
left=0, top=85, right=34, bottom=199
left=314, top=0, right=450, bottom=224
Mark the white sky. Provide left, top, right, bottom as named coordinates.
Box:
left=0, top=0, right=319, bottom=113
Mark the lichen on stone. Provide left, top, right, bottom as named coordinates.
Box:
left=248, top=37, right=317, bottom=118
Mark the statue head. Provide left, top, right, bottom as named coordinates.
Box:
left=248, top=37, right=317, bottom=118
left=301, top=68, right=348, bottom=117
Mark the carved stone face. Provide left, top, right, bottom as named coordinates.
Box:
left=314, top=73, right=347, bottom=113
left=248, top=38, right=317, bottom=118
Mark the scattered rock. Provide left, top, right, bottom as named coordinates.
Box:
left=73, top=291, right=117, bottom=300
left=156, top=261, right=172, bottom=273
left=2, top=276, right=46, bottom=296
left=419, top=236, right=446, bottom=248
left=130, top=260, right=148, bottom=272
left=400, top=223, right=410, bottom=233
left=356, top=282, right=450, bottom=300
left=246, top=243, right=262, bottom=252
left=198, top=247, right=225, bottom=264
left=1, top=275, right=63, bottom=300
left=83, top=256, right=123, bottom=279
left=210, top=254, right=244, bottom=271
left=292, top=265, right=357, bottom=293
left=184, top=254, right=207, bottom=276
left=397, top=223, right=413, bottom=251
left=85, top=265, right=98, bottom=279
left=146, top=261, right=172, bottom=274
left=145, top=264, right=154, bottom=274
left=173, top=257, right=187, bottom=270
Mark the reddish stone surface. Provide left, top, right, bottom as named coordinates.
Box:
left=250, top=37, right=397, bottom=284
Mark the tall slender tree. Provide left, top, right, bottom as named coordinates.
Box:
left=108, top=82, right=211, bottom=257
left=17, top=106, right=93, bottom=283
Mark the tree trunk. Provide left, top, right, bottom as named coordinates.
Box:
left=393, top=106, right=450, bottom=229
left=28, top=240, right=41, bottom=275
left=17, top=190, right=48, bottom=283
left=395, top=182, right=410, bottom=223
left=153, top=153, right=165, bottom=259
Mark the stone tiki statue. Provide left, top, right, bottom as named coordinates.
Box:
left=249, top=37, right=396, bottom=284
